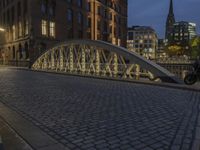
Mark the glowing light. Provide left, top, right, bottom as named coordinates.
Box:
left=0, top=27, right=5, bottom=32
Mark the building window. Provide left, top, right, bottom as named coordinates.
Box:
left=41, top=20, right=47, bottom=36
left=77, top=0, right=82, bottom=7
left=12, top=25, right=16, bottom=40
left=17, top=2, right=21, bottom=17
left=78, top=12, right=83, bottom=25
left=86, top=2, right=91, bottom=12
left=12, top=46, right=15, bottom=59
left=18, top=21, right=22, bottom=37
left=67, top=0, right=72, bottom=3
left=67, top=27, right=73, bottom=39
left=11, top=6, right=15, bottom=24
left=41, top=0, right=47, bottom=14
left=25, top=19, right=29, bottom=35
left=49, top=21, right=55, bottom=37
left=87, top=17, right=91, bottom=28
left=67, top=9, right=73, bottom=22
left=97, top=20, right=101, bottom=30
left=49, top=1, right=56, bottom=17
left=23, top=0, right=27, bottom=13
left=97, top=6, right=101, bottom=15
left=78, top=30, right=83, bottom=38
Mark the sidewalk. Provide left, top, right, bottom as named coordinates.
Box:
left=0, top=117, right=33, bottom=150
left=0, top=102, right=67, bottom=150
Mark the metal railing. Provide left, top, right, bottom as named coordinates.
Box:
left=158, top=63, right=193, bottom=79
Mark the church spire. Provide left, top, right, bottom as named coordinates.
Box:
left=165, top=0, right=175, bottom=40
left=169, top=0, right=174, bottom=15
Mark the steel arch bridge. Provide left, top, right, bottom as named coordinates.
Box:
left=32, top=40, right=182, bottom=84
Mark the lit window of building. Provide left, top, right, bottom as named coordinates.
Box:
left=41, top=20, right=47, bottom=36
left=49, top=21, right=55, bottom=37
left=12, top=25, right=16, bottom=40
left=19, top=21, right=22, bottom=37
left=127, top=26, right=158, bottom=60
left=0, top=0, right=127, bottom=63
left=25, top=19, right=29, bottom=35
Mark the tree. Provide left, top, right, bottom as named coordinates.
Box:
left=166, top=45, right=184, bottom=56
left=190, top=37, right=200, bottom=59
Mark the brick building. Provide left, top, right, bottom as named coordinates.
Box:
left=0, top=0, right=127, bottom=66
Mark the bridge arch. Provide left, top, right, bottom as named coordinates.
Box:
left=32, top=39, right=182, bottom=84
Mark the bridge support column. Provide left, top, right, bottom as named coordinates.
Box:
left=95, top=50, right=100, bottom=75
left=81, top=48, right=86, bottom=74
left=136, top=64, right=140, bottom=80
left=113, top=53, right=118, bottom=77
left=43, top=54, right=47, bottom=70
left=69, top=46, right=74, bottom=72
left=60, top=48, right=64, bottom=71
left=51, top=50, right=55, bottom=70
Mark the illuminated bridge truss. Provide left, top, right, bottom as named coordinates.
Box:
left=32, top=40, right=182, bottom=84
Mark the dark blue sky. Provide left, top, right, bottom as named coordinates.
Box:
left=128, top=0, right=200, bottom=38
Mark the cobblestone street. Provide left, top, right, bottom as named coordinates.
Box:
left=0, top=68, right=200, bottom=150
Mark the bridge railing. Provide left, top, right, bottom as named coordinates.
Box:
left=158, top=63, right=193, bottom=79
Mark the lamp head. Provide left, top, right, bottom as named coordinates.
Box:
left=0, top=27, right=5, bottom=32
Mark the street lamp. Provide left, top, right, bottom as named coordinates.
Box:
left=0, top=27, right=5, bottom=32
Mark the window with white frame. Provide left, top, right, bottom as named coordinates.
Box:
left=41, top=20, right=47, bottom=36
left=49, top=21, right=55, bottom=37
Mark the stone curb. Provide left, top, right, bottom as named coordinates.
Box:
left=0, top=102, right=68, bottom=150
left=14, top=67, right=200, bottom=92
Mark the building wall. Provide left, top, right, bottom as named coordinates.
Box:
left=171, top=21, right=197, bottom=46
left=127, top=26, right=158, bottom=60
left=0, top=0, right=127, bottom=65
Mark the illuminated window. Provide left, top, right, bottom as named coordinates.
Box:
left=49, top=21, right=55, bottom=37
left=19, top=21, right=22, bottom=37
left=41, top=20, right=47, bottom=36
left=12, top=25, right=16, bottom=40
left=25, top=19, right=29, bottom=35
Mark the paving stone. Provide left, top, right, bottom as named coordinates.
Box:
left=0, top=68, right=200, bottom=150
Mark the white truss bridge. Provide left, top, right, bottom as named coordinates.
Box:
left=32, top=40, right=182, bottom=84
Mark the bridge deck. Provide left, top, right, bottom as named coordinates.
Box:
left=0, top=68, right=200, bottom=150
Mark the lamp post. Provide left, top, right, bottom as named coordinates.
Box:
left=0, top=27, right=6, bottom=65
left=29, top=27, right=35, bottom=69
